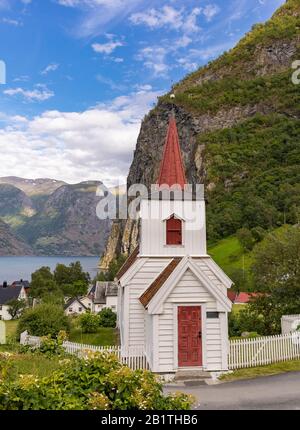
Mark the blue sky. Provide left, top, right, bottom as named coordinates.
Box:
left=0, top=0, right=285, bottom=186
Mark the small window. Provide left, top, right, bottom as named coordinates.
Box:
left=207, top=312, right=219, bottom=319
left=78, top=307, right=82, bottom=312
left=166, top=216, right=182, bottom=245
left=69, top=307, right=73, bottom=313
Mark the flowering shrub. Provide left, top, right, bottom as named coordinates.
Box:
left=0, top=352, right=194, bottom=410
left=38, top=331, right=68, bottom=357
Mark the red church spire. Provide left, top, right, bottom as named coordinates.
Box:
left=157, top=115, right=187, bottom=189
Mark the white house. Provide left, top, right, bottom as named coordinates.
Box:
left=0, top=285, right=27, bottom=321
left=90, top=282, right=118, bottom=314
left=65, top=283, right=118, bottom=316
left=117, top=115, right=233, bottom=374
left=64, top=297, right=91, bottom=316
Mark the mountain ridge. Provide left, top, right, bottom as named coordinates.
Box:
left=100, top=0, right=300, bottom=271
left=0, top=177, right=112, bottom=257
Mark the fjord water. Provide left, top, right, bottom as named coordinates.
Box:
left=0, top=256, right=100, bottom=283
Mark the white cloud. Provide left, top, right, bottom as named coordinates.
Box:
left=203, top=4, right=220, bottom=22
left=41, top=63, right=59, bottom=75
left=3, top=85, right=54, bottom=102
left=130, top=6, right=184, bottom=30
left=92, top=37, right=124, bottom=54
left=0, top=87, right=161, bottom=186
left=182, top=7, right=202, bottom=33
left=137, top=46, right=169, bottom=77
left=56, top=0, right=145, bottom=38
left=130, top=5, right=202, bottom=33
left=13, top=75, right=30, bottom=82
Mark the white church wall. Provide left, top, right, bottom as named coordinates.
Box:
left=126, top=258, right=172, bottom=347
left=155, top=269, right=225, bottom=372
left=140, top=199, right=207, bottom=257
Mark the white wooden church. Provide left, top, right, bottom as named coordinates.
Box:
left=117, top=115, right=233, bottom=374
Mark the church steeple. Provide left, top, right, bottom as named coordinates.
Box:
left=157, top=115, right=187, bottom=189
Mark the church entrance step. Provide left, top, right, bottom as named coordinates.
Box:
left=174, top=369, right=212, bottom=381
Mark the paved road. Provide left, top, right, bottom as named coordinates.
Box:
left=166, top=372, right=300, bottom=410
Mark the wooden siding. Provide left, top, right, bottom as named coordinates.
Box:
left=157, top=269, right=224, bottom=372
left=127, top=258, right=172, bottom=347
left=140, top=199, right=207, bottom=257
left=193, top=259, right=227, bottom=296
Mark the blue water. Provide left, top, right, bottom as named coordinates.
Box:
left=0, top=256, right=100, bottom=283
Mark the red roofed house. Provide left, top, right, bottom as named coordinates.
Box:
left=117, top=115, right=233, bottom=374
left=227, top=290, right=259, bottom=305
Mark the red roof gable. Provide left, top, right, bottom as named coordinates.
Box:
left=157, top=116, right=186, bottom=188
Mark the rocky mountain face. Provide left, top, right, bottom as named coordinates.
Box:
left=0, top=219, right=33, bottom=256
left=0, top=178, right=112, bottom=256
left=100, top=0, right=300, bottom=270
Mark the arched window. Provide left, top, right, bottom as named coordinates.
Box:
left=166, top=216, right=182, bottom=245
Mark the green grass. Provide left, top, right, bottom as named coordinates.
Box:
left=13, top=354, right=62, bottom=378
left=231, top=304, right=247, bottom=315
left=69, top=327, right=118, bottom=346
left=2, top=319, right=117, bottom=347
left=4, top=320, right=18, bottom=337
left=220, top=360, right=300, bottom=382
left=208, top=236, right=253, bottom=275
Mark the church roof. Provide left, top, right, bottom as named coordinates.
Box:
left=116, top=247, right=139, bottom=280
left=157, top=116, right=187, bottom=188
left=139, top=258, right=182, bottom=308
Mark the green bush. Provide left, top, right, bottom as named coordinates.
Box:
left=98, top=308, right=117, bottom=328
left=17, top=304, right=70, bottom=338
left=79, top=312, right=99, bottom=333
left=0, top=352, right=194, bottom=410
left=38, top=331, right=68, bottom=357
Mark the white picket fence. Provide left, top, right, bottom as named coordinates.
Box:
left=21, top=332, right=300, bottom=372
left=20, top=332, right=149, bottom=371
left=228, top=333, right=300, bottom=369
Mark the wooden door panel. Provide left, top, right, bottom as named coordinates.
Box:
left=178, top=306, right=202, bottom=367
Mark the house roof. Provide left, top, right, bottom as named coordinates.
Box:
left=116, top=247, right=139, bottom=280
left=64, top=297, right=88, bottom=310
left=157, top=116, right=186, bottom=188
left=12, top=280, right=30, bottom=289
left=94, top=282, right=118, bottom=304
left=227, top=290, right=258, bottom=304
left=227, top=290, right=237, bottom=303
left=140, top=258, right=182, bottom=308
left=0, top=285, right=23, bottom=305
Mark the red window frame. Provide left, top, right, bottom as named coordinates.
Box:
left=166, top=216, right=182, bottom=245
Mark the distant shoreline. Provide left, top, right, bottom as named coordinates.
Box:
left=0, top=256, right=100, bottom=283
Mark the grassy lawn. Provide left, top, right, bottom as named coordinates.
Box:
left=4, top=320, right=18, bottom=337
left=69, top=327, right=117, bottom=346
left=208, top=235, right=253, bottom=276
left=2, top=318, right=117, bottom=347
left=12, top=354, right=62, bottom=378
left=231, top=304, right=247, bottom=315
left=221, top=360, right=300, bottom=382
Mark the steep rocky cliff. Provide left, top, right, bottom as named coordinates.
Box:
left=100, top=0, right=300, bottom=270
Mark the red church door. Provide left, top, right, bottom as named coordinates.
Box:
left=178, top=306, right=202, bottom=367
